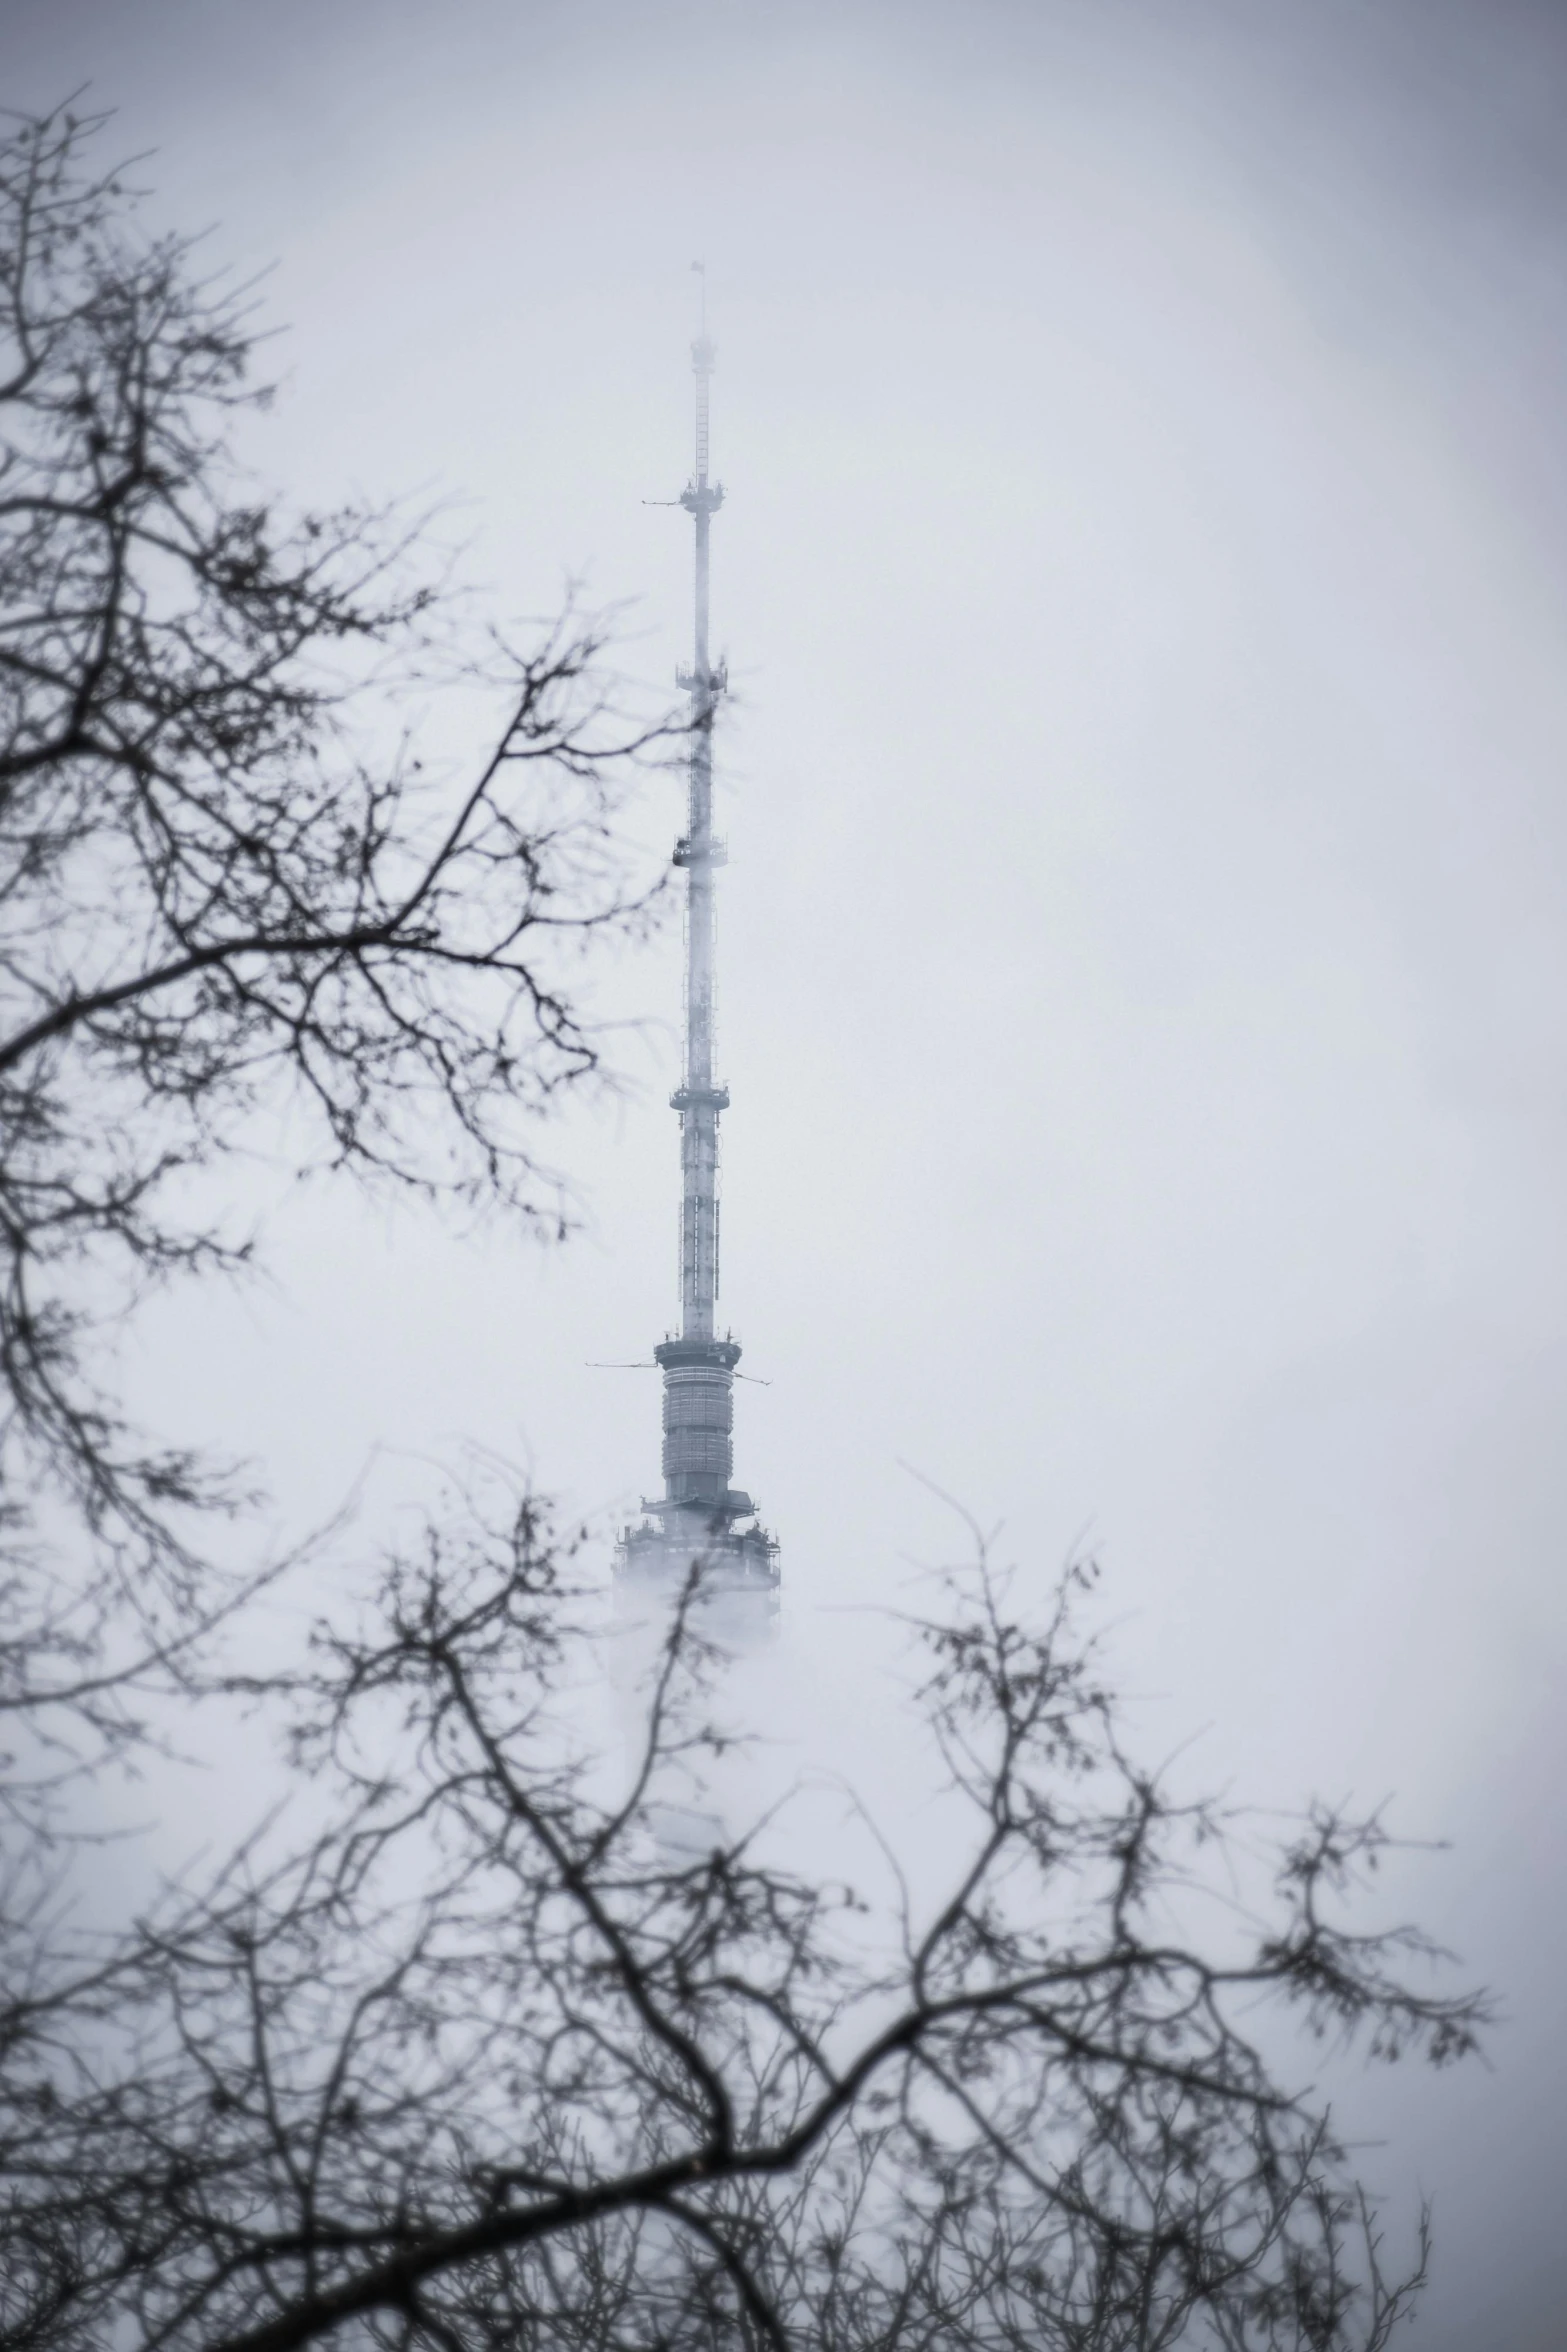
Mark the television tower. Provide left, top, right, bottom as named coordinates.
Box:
left=618, top=278, right=780, bottom=1625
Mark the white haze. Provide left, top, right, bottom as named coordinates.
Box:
left=7, top=1, right=1567, bottom=2343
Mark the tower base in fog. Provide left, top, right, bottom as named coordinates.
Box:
left=613, top=1496, right=780, bottom=1857
left=617, top=1503, right=780, bottom=1650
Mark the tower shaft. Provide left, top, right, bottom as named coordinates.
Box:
left=619, top=299, right=777, bottom=1611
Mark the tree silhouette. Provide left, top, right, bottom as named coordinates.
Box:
left=0, top=103, right=1482, bottom=2352
left=0, top=101, right=665, bottom=1803
left=2, top=1486, right=1479, bottom=2351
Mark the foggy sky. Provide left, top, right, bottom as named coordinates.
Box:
left=6, top=2, right=1567, bottom=2342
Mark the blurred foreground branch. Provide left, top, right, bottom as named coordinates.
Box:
left=1, top=1485, right=1483, bottom=2351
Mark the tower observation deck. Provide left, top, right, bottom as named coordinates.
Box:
left=617, top=288, right=780, bottom=1621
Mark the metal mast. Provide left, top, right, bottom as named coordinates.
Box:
left=619, top=277, right=778, bottom=1616
left=675, top=295, right=724, bottom=1348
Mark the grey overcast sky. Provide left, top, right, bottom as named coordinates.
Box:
left=6, top=1, right=1567, bottom=2342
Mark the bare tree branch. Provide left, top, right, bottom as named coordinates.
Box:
left=0, top=1480, right=1485, bottom=2352
left=0, top=100, right=674, bottom=1800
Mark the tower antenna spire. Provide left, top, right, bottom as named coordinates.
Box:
left=617, top=276, right=779, bottom=1627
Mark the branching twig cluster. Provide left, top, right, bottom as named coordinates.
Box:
left=0, top=1486, right=1484, bottom=2351
left=0, top=101, right=671, bottom=1796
